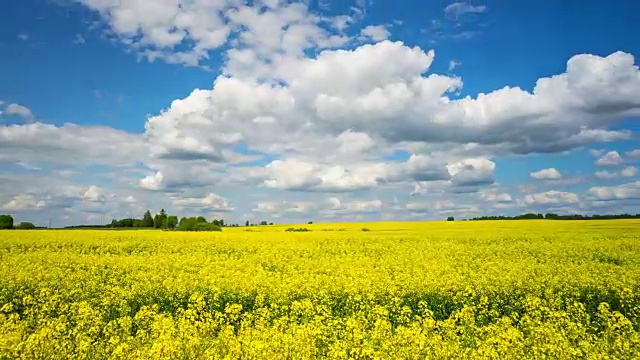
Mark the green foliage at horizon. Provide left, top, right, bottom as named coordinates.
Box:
left=0, top=215, right=13, bottom=230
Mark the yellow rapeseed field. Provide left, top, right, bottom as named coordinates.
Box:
left=1, top=220, right=639, bottom=359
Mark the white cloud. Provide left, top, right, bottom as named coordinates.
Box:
left=1, top=195, right=47, bottom=212
left=4, top=103, right=34, bottom=122
left=173, top=193, right=234, bottom=212
left=139, top=171, right=163, bottom=191
left=524, top=191, right=579, bottom=205
left=79, top=1, right=351, bottom=67
left=621, top=166, right=639, bottom=178
left=263, top=159, right=394, bottom=192
left=143, top=45, right=640, bottom=181
left=0, top=122, right=146, bottom=166
left=531, top=168, right=562, bottom=180
left=447, top=158, right=495, bottom=187
left=83, top=185, right=106, bottom=203
left=406, top=199, right=479, bottom=217
left=595, top=170, right=617, bottom=180
left=626, top=149, right=640, bottom=159
left=344, top=199, right=383, bottom=213
left=360, top=25, right=390, bottom=42
left=5, top=2, right=640, bottom=224
left=252, top=201, right=284, bottom=216
left=123, top=195, right=137, bottom=204
left=595, top=151, right=623, bottom=166
left=588, top=182, right=640, bottom=201
left=444, top=2, right=487, bottom=18
left=252, top=197, right=383, bottom=219
left=480, top=190, right=513, bottom=203
left=448, top=59, right=461, bottom=71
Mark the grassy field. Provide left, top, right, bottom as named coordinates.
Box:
left=1, top=220, right=639, bottom=359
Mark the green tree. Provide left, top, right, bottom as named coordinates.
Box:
left=245, top=220, right=250, bottom=227
left=176, top=217, right=221, bottom=232
left=165, top=216, right=178, bottom=229
left=142, top=210, right=154, bottom=228
left=196, top=216, right=207, bottom=223
left=154, top=209, right=168, bottom=228
left=16, top=222, right=36, bottom=229
left=0, top=215, right=14, bottom=229
left=447, top=216, right=455, bottom=222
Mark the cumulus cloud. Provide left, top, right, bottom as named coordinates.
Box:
left=83, top=185, right=106, bottom=203
left=173, top=193, right=234, bottom=212
left=447, top=158, right=495, bottom=187
left=406, top=199, right=479, bottom=217
left=595, top=151, right=623, bottom=166
left=252, top=201, right=286, bottom=217
left=621, top=166, right=639, bottom=178
left=261, top=153, right=471, bottom=193
left=531, top=168, right=562, bottom=180
left=0, top=184, right=117, bottom=215
left=263, top=158, right=398, bottom=192
left=78, top=1, right=350, bottom=66
left=0, top=122, right=146, bottom=166
left=360, top=25, right=390, bottom=42
left=588, top=181, right=640, bottom=201
left=595, top=170, right=617, bottom=180
left=4, top=103, right=35, bottom=122
left=627, top=149, right=640, bottom=159
left=524, top=191, right=579, bottom=205
left=1, top=195, right=47, bottom=212
left=143, top=44, right=640, bottom=182
left=5, top=1, right=640, bottom=224
left=252, top=197, right=383, bottom=219
left=480, top=190, right=513, bottom=203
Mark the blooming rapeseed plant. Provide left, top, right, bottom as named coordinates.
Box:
left=0, top=220, right=639, bottom=358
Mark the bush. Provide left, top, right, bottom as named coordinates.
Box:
left=16, top=222, right=36, bottom=230
left=285, top=228, right=311, bottom=232
left=176, top=217, right=222, bottom=232
left=447, top=216, right=455, bottom=222
left=362, top=228, right=371, bottom=232
left=0, top=215, right=13, bottom=229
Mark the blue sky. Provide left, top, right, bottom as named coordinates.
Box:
left=1, top=0, right=639, bottom=226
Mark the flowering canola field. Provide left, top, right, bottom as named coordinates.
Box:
left=1, top=220, right=639, bottom=359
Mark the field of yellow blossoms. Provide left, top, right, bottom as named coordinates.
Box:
left=1, top=220, right=639, bottom=359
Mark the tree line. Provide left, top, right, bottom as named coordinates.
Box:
left=0, top=215, right=39, bottom=230
left=106, top=210, right=228, bottom=232
left=1, top=209, right=280, bottom=231
left=468, top=213, right=640, bottom=221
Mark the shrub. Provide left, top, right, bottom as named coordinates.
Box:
left=176, top=217, right=222, bottom=232
left=447, top=216, right=455, bottom=222
left=16, top=222, right=36, bottom=230
left=362, top=228, right=371, bottom=232
left=285, top=228, right=311, bottom=232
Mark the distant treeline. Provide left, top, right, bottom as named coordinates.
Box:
left=0, top=215, right=42, bottom=230
left=63, top=224, right=112, bottom=229
left=468, top=213, right=640, bottom=221
left=63, top=209, right=276, bottom=231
